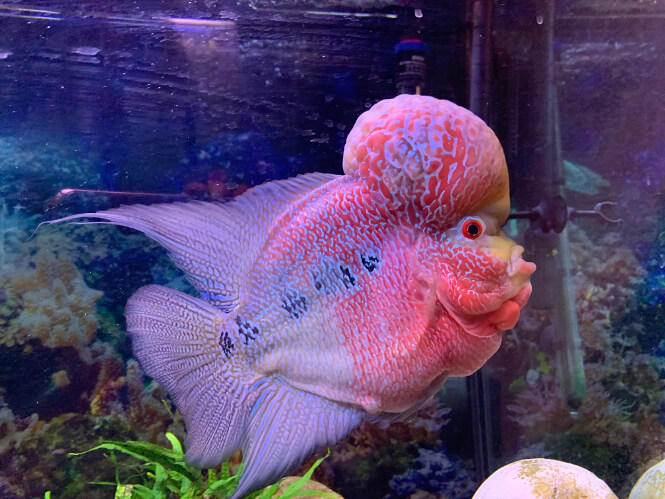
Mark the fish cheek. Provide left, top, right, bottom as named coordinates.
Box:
left=441, top=248, right=511, bottom=312
left=430, top=299, right=446, bottom=327
left=412, top=274, right=433, bottom=304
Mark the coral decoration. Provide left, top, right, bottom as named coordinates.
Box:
left=125, top=359, right=184, bottom=445
left=1, top=250, right=102, bottom=350
left=50, top=370, right=71, bottom=390
left=342, top=94, right=509, bottom=229
left=0, top=402, right=42, bottom=457
left=89, top=356, right=125, bottom=416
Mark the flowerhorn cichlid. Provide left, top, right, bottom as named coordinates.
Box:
left=51, top=94, right=536, bottom=498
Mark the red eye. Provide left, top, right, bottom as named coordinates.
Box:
left=462, top=218, right=483, bottom=239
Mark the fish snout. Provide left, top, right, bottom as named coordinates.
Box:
left=486, top=238, right=536, bottom=289
left=508, top=245, right=537, bottom=278
left=433, top=240, right=536, bottom=338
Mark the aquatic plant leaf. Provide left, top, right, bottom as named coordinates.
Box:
left=219, top=461, right=231, bottom=479
left=151, top=463, right=168, bottom=492
left=204, top=462, right=243, bottom=497
left=274, top=451, right=337, bottom=499
left=115, top=483, right=155, bottom=499
left=204, top=474, right=242, bottom=496
left=114, top=484, right=132, bottom=498
left=178, top=475, right=195, bottom=497
left=166, top=432, right=184, bottom=455
left=70, top=440, right=200, bottom=484
left=256, top=483, right=280, bottom=499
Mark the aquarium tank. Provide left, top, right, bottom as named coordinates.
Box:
left=0, top=0, right=664, bottom=498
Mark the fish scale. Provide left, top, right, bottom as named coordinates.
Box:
left=48, top=94, right=536, bottom=499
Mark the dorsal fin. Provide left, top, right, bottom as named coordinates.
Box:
left=48, top=173, right=339, bottom=310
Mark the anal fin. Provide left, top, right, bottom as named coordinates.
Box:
left=232, top=379, right=364, bottom=499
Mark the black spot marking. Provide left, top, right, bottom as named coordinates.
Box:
left=235, top=317, right=259, bottom=345
left=339, top=264, right=357, bottom=289
left=361, top=254, right=380, bottom=273
left=219, top=331, right=235, bottom=358
left=282, top=290, right=308, bottom=319
left=311, top=269, right=325, bottom=292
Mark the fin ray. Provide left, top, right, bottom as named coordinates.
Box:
left=232, top=379, right=364, bottom=499
left=125, top=284, right=364, bottom=490
left=126, top=285, right=256, bottom=466
left=49, top=173, right=338, bottom=309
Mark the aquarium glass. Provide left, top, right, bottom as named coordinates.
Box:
left=0, top=1, right=663, bottom=498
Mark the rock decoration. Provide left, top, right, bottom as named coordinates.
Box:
left=472, top=458, right=617, bottom=499
left=629, top=457, right=665, bottom=499
left=274, top=476, right=343, bottom=498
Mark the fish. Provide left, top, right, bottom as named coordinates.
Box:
left=50, top=94, right=535, bottom=498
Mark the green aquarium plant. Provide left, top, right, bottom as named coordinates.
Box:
left=69, top=432, right=336, bottom=499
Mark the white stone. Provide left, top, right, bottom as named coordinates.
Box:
left=629, top=457, right=665, bottom=499
left=472, top=458, right=617, bottom=499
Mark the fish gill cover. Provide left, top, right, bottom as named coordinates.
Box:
left=46, top=94, right=535, bottom=498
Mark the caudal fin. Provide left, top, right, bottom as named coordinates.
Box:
left=126, top=285, right=364, bottom=498
left=126, top=285, right=254, bottom=466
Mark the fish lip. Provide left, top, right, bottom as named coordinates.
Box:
left=507, top=245, right=537, bottom=277
left=437, top=279, right=533, bottom=338
left=436, top=292, right=503, bottom=338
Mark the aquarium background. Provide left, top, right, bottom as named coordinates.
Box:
left=1, top=0, right=664, bottom=498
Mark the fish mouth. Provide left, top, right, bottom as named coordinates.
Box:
left=507, top=245, right=537, bottom=279
left=440, top=283, right=532, bottom=338
left=438, top=249, right=536, bottom=338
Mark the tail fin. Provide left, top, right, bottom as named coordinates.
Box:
left=126, top=285, right=254, bottom=466
left=126, top=285, right=364, bottom=498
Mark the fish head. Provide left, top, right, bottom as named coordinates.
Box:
left=434, top=198, right=536, bottom=340
left=344, top=94, right=535, bottom=349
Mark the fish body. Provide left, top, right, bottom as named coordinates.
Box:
left=52, top=94, right=535, bottom=498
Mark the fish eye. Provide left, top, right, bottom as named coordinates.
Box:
left=461, top=218, right=484, bottom=239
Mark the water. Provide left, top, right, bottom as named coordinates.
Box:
left=1, top=1, right=664, bottom=498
